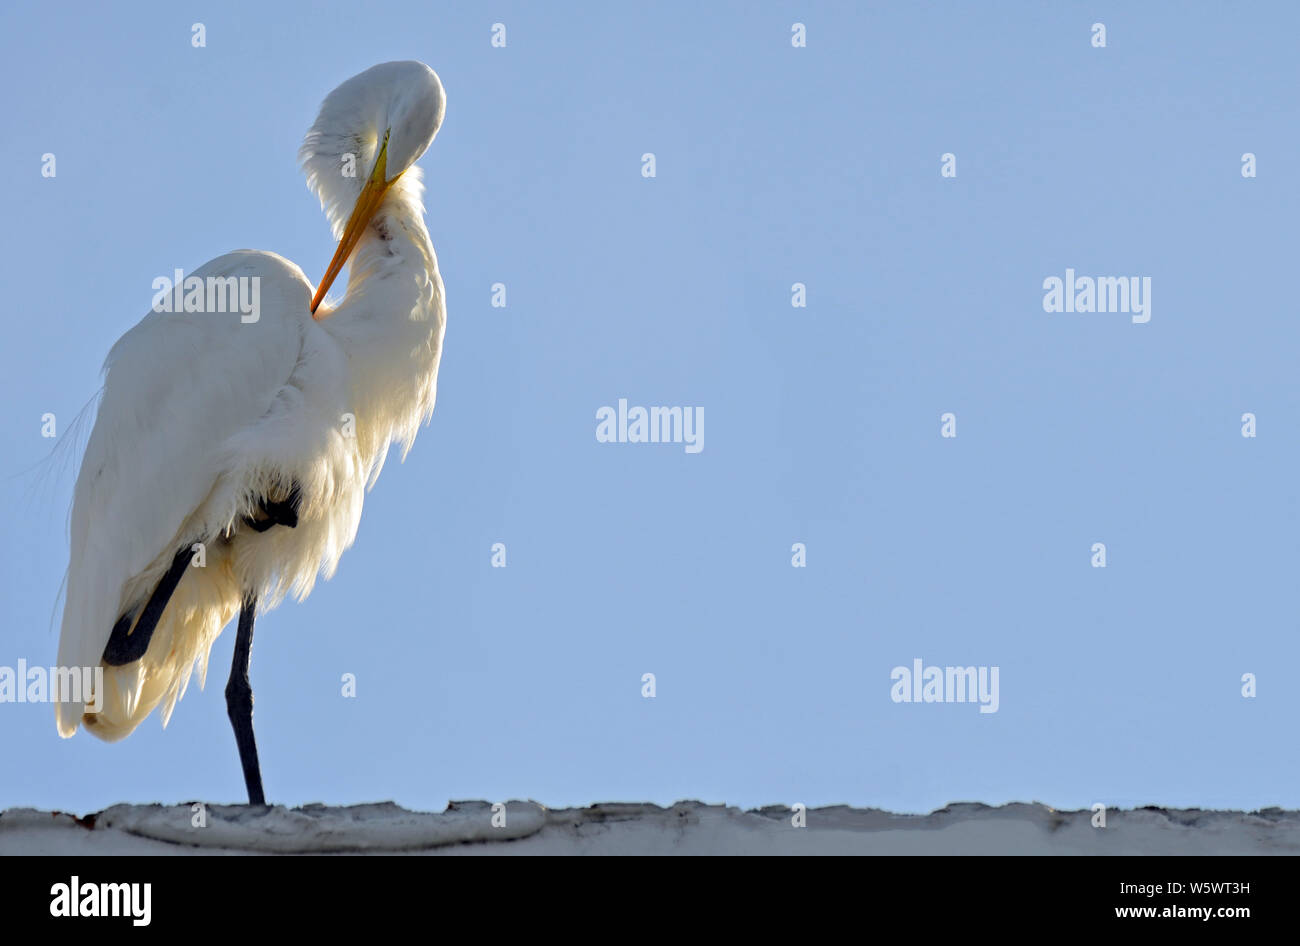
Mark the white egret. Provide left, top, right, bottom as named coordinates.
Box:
left=54, top=61, right=448, bottom=805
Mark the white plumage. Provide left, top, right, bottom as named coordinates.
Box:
left=55, top=62, right=448, bottom=760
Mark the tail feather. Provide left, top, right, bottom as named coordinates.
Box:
left=63, top=552, right=239, bottom=742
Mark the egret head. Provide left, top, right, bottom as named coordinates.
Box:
left=299, top=61, right=446, bottom=315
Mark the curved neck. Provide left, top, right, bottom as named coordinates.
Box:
left=320, top=173, right=446, bottom=479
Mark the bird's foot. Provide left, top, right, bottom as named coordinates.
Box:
left=243, top=482, right=302, bottom=533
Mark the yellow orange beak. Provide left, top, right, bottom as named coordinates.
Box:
left=310, top=133, right=394, bottom=317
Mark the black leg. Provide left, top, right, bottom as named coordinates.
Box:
left=103, top=546, right=193, bottom=666
left=243, top=482, right=301, bottom=533
left=225, top=596, right=266, bottom=805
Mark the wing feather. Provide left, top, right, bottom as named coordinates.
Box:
left=56, top=250, right=314, bottom=735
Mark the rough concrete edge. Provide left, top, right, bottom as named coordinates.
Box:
left=3, top=799, right=1298, bottom=855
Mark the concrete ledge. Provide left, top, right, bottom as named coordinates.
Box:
left=3, top=801, right=1297, bottom=855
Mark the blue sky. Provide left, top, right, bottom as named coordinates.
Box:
left=2, top=1, right=1298, bottom=815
